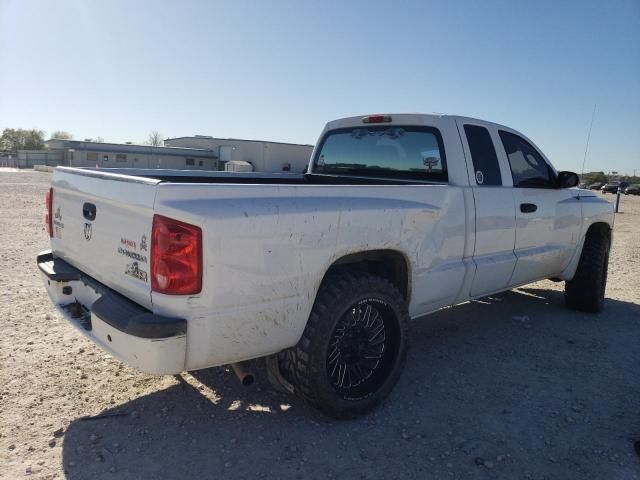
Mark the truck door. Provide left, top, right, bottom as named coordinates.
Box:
left=496, top=129, right=582, bottom=285
left=457, top=121, right=518, bottom=297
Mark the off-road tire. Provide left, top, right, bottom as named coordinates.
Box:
left=565, top=231, right=610, bottom=312
left=265, top=354, right=294, bottom=395
left=280, top=272, right=409, bottom=419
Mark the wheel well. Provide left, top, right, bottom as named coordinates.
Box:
left=585, top=222, right=611, bottom=242
left=322, top=250, right=410, bottom=301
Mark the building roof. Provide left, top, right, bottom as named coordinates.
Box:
left=164, top=136, right=314, bottom=148
left=44, top=139, right=218, bottom=159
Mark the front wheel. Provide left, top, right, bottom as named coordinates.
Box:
left=565, top=230, right=610, bottom=312
left=281, top=272, right=409, bottom=418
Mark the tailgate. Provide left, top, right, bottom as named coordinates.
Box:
left=50, top=168, right=161, bottom=309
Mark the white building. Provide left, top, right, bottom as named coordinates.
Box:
left=164, top=136, right=314, bottom=173
left=17, top=136, right=313, bottom=173
left=42, top=139, right=218, bottom=170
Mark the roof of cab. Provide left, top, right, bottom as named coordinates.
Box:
left=325, top=113, right=509, bottom=131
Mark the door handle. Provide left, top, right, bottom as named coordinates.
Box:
left=520, top=203, right=537, bottom=213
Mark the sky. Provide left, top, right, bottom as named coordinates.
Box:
left=0, top=0, right=638, bottom=174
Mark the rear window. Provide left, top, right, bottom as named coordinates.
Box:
left=313, top=126, right=447, bottom=182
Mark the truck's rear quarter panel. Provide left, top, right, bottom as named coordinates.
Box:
left=152, top=183, right=467, bottom=370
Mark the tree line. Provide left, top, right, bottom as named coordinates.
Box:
left=0, top=128, right=164, bottom=153
left=581, top=171, right=640, bottom=185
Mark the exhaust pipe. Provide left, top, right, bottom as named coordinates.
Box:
left=230, top=362, right=254, bottom=386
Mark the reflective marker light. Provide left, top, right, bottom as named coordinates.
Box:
left=362, top=115, right=392, bottom=124
left=151, top=214, right=202, bottom=295
left=45, top=188, right=53, bottom=237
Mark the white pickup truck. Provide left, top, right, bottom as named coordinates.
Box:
left=39, top=114, right=614, bottom=418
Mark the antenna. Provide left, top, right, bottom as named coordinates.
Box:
left=580, top=104, right=597, bottom=177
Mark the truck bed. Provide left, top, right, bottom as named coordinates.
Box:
left=65, top=167, right=441, bottom=185
left=47, top=164, right=462, bottom=370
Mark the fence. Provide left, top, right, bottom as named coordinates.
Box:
left=17, top=150, right=65, bottom=168
left=0, top=156, right=18, bottom=168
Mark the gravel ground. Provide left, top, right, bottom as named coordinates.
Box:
left=1, top=169, right=639, bottom=480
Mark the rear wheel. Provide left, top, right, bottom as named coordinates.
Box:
left=565, top=230, right=610, bottom=312
left=280, top=272, right=409, bottom=418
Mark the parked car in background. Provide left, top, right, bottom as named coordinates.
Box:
left=624, top=184, right=640, bottom=195
left=589, top=182, right=604, bottom=190
left=578, top=182, right=588, bottom=189
left=602, top=181, right=628, bottom=193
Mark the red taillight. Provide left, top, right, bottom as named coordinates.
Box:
left=151, top=214, right=202, bottom=295
left=362, top=115, right=392, bottom=124
left=45, top=188, right=53, bottom=237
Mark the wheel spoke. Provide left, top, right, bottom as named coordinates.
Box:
left=362, top=349, right=383, bottom=360
left=350, top=307, right=361, bottom=325
left=368, top=322, right=386, bottom=345
left=329, top=353, right=342, bottom=379
left=328, top=345, right=340, bottom=364
left=337, top=362, right=348, bottom=387
left=361, top=304, right=372, bottom=327
left=345, top=365, right=354, bottom=388
left=365, top=307, right=379, bottom=328
left=353, top=363, right=365, bottom=382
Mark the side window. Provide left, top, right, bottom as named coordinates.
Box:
left=464, top=125, right=502, bottom=186
left=499, top=131, right=555, bottom=188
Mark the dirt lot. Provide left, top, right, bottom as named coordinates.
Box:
left=1, top=169, right=638, bottom=480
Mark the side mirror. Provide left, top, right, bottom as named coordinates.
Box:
left=558, top=171, right=579, bottom=188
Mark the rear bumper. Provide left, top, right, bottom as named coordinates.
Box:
left=37, top=250, right=187, bottom=375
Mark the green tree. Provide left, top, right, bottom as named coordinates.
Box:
left=0, top=128, right=46, bottom=152
left=581, top=171, right=608, bottom=185
left=50, top=130, right=73, bottom=140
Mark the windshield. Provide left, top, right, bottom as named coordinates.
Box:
left=312, top=126, right=447, bottom=182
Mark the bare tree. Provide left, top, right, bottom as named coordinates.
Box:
left=50, top=130, right=73, bottom=140
left=147, top=131, right=164, bottom=147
